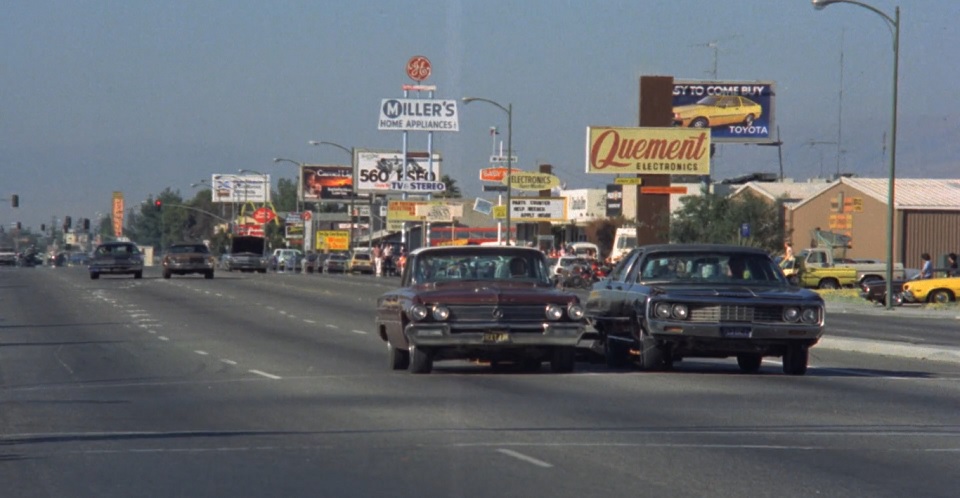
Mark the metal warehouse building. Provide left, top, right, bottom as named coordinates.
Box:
left=788, top=178, right=960, bottom=269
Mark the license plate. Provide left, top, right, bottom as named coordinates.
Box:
left=483, top=332, right=511, bottom=343
left=721, top=327, right=752, bottom=338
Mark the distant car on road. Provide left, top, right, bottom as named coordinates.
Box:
left=672, top=95, right=762, bottom=128
left=223, top=236, right=268, bottom=273
left=161, top=243, right=216, bottom=279
left=323, top=253, right=350, bottom=274
left=89, top=241, right=144, bottom=280
left=349, top=251, right=374, bottom=274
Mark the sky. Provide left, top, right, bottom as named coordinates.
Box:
left=3, top=0, right=959, bottom=231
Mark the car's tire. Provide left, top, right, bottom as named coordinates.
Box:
left=257, top=269, right=266, bottom=274
left=782, top=345, right=809, bottom=376
left=929, top=290, right=953, bottom=304
left=550, top=347, right=576, bottom=373
left=604, top=337, right=631, bottom=369
left=638, top=337, right=666, bottom=371
left=521, top=358, right=542, bottom=373
left=691, top=117, right=709, bottom=128
left=387, top=341, right=410, bottom=370
left=737, top=353, right=763, bottom=373
left=205, top=270, right=214, bottom=279
left=90, top=272, right=99, bottom=280
left=818, top=278, right=840, bottom=290
left=408, top=345, right=433, bottom=374
left=743, top=114, right=755, bottom=126
left=134, top=271, right=143, bottom=279
left=162, top=270, right=172, bottom=279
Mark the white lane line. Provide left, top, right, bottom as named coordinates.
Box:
left=496, top=449, right=553, bottom=468
left=221, top=359, right=238, bottom=365
left=194, top=350, right=209, bottom=356
left=351, top=329, right=368, bottom=335
left=325, top=324, right=339, bottom=329
left=249, top=370, right=282, bottom=380
left=279, top=310, right=288, bottom=315
left=158, top=336, right=170, bottom=341
left=147, top=330, right=157, bottom=335
left=303, top=319, right=316, bottom=324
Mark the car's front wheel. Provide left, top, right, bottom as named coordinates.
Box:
left=743, top=114, right=755, bottom=126
left=387, top=341, right=410, bottom=370
left=90, top=272, right=99, bottom=280
left=604, top=337, right=630, bottom=369
left=134, top=271, right=143, bottom=279
left=205, top=270, right=214, bottom=279
left=737, top=353, right=763, bottom=373
left=408, top=345, right=432, bottom=374
left=550, top=347, right=576, bottom=373
left=929, top=290, right=954, bottom=304
left=782, top=345, right=809, bottom=376
left=162, top=270, right=172, bottom=279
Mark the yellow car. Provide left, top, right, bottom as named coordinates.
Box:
left=673, top=95, right=762, bottom=128
left=901, top=276, right=960, bottom=304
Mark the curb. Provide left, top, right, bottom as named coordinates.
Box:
left=818, top=336, right=960, bottom=365
left=825, top=302, right=960, bottom=320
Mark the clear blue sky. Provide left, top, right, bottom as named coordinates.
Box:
left=3, top=0, right=958, bottom=231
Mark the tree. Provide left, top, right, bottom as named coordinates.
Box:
left=583, top=216, right=627, bottom=260
left=670, top=191, right=786, bottom=254
left=436, top=174, right=462, bottom=198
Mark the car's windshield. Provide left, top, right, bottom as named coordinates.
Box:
left=96, top=244, right=139, bottom=256
left=640, top=251, right=786, bottom=284
left=168, top=245, right=208, bottom=254
left=412, top=250, right=551, bottom=285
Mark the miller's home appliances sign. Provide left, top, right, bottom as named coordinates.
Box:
left=378, top=98, right=460, bottom=132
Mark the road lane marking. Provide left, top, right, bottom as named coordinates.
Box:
left=249, top=370, right=282, bottom=380
left=221, top=359, right=238, bottom=365
left=147, top=330, right=157, bottom=334
left=351, top=329, right=368, bottom=335
left=194, top=350, right=209, bottom=356
left=497, top=449, right=552, bottom=468
left=158, top=336, right=170, bottom=341
left=303, top=319, right=316, bottom=324
left=326, top=324, right=339, bottom=329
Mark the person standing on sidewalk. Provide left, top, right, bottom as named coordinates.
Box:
left=947, top=252, right=958, bottom=277
left=372, top=244, right=383, bottom=277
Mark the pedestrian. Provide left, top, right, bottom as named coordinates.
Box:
left=372, top=244, right=383, bottom=277
left=947, top=252, right=958, bottom=277
left=920, top=252, right=934, bottom=279
left=784, top=241, right=795, bottom=263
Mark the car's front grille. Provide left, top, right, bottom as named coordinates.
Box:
left=447, top=305, right=545, bottom=322
left=688, top=304, right=784, bottom=323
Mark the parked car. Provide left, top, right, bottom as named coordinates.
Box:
left=161, top=243, right=216, bottom=279
left=349, top=251, right=374, bottom=274
left=223, top=236, right=268, bottom=273
left=89, top=241, right=144, bottom=280
left=375, top=246, right=589, bottom=374
left=902, top=276, right=960, bottom=304
left=323, top=253, right=350, bottom=273
left=859, top=278, right=907, bottom=306
left=272, top=248, right=303, bottom=272
left=672, top=95, right=762, bottom=128
left=585, top=244, right=824, bottom=375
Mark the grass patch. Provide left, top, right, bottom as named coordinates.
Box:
left=815, top=288, right=864, bottom=304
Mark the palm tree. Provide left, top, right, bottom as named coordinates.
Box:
left=437, top=174, right=462, bottom=198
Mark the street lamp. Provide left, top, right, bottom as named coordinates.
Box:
left=462, top=97, right=513, bottom=245
left=273, top=158, right=304, bottom=214
left=812, top=0, right=899, bottom=310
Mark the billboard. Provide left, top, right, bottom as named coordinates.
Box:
left=211, top=174, right=271, bottom=203
left=301, top=165, right=354, bottom=202
left=112, top=191, right=124, bottom=237
left=510, top=197, right=567, bottom=223
left=378, top=98, right=459, bottom=132
left=316, top=230, right=350, bottom=252
left=672, top=80, right=776, bottom=144
left=355, top=150, right=442, bottom=193
left=586, top=127, right=711, bottom=175
left=387, top=199, right=461, bottom=222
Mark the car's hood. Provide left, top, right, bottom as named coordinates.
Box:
left=650, top=284, right=821, bottom=302
left=230, top=252, right=264, bottom=259
left=673, top=103, right=708, bottom=116
left=411, top=280, right=577, bottom=305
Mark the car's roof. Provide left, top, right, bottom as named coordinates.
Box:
left=408, top=246, right=545, bottom=256
left=98, top=241, right=137, bottom=247
left=639, top=243, right=770, bottom=255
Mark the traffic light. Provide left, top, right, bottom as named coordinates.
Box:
left=83, top=218, right=91, bottom=230
left=64, top=216, right=72, bottom=229
left=155, top=199, right=163, bottom=211
left=11, top=194, right=18, bottom=208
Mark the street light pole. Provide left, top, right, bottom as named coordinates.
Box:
left=462, top=97, right=513, bottom=245
left=812, top=0, right=899, bottom=310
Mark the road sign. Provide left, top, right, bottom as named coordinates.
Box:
left=483, top=185, right=509, bottom=192
left=740, top=223, right=750, bottom=238
left=252, top=207, right=276, bottom=224
left=614, top=177, right=644, bottom=185
left=406, top=55, right=431, bottom=82
left=302, top=211, right=312, bottom=221
left=640, top=186, right=688, bottom=195
left=489, top=155, right=519, bottom=164
left=480, top=167, right=522, bottom=182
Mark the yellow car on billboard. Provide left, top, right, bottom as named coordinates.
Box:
left=901, top=276, right=960, bottom=304
left=673, top=95, right=762, bottom=128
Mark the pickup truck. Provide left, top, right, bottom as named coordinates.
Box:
left=0, top=246, right=16, bottom=266
left=795, top=247, right=904, bottom=285
left=780, top=257, right=858, bottom=289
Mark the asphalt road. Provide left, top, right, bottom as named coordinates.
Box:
left=2, top=266, right=959, bottom=497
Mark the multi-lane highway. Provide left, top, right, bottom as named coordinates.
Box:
left=2, top=266, right=959, bottom=497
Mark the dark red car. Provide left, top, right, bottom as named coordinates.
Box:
left=376, top=246, right=588, bottom=374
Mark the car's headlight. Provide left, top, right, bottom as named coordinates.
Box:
left=783, top=307, right=801, bottom=322
left=408, top=304, right=429, bottom=322
left=545, top=304, right=564, bottom=321
left=672, top=304, right=689, bottom=320
left=654, top=302, right=672, bottom=319
left=567, top=303, right=584, bottom=320
left=801, top=308, right=819, bottom=324
left=432, top=305, right=450, bottom=321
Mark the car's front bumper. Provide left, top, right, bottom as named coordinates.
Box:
left=405, top=321, right=587, bottom=348
left=90, top=264, right=142, bottom=274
